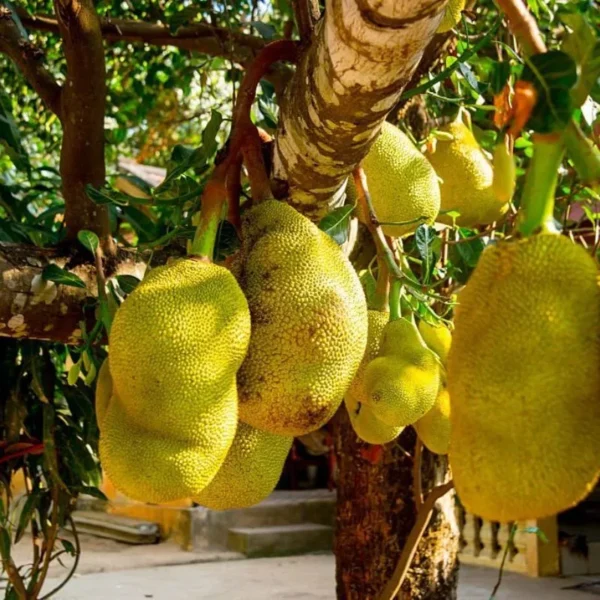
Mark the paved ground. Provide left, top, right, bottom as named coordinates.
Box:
left=41, top=552, right=598, bottom=599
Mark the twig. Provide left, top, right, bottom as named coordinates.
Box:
left=31, top=484, right=60, bottom=598
left=2, top=556, right=27, bottom=600
left=489, top=523, right=517, bottom=599
left=377, top=480, right=454, bottom=600
left=412, top=439, right=424, bottom=511
left=292, top=0, right=318, bottom=42
left=39, top=516, right=81, bottom=600
left=493, top=0, right=545, bottom=54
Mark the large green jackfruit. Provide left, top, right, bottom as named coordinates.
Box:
left=100, top=384, right=238, bottom=504
left=362, top=318, right=441, bottom=427
left=418, top=320, right=452, bottom=363
left=448, top=233, right=600, bottom=522
left=109, top=258, right=250, bottom=442
left=103, top=258, right=250, bottom=502
left=345, top=310, right=403, bottom=444
left=235, top=200, right=368, bottom=436
left=361, top=122, right=441, bottom=238
left=414, top=386, right=451, bottom=455
left=426, top=118, right=509, bottom=227
left=194, top=422, right=292, bottom=510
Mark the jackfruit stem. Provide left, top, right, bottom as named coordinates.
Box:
left=389, top=278, right=402, bottom=321
left=564, top=122, right=600, bottom=191
left=518, top=135, right=564, bottom=237
left=371, top=258, right=390, bottom=312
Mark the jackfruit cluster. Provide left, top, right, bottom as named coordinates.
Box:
left=235, top=200, right=368, bottom=436
left=448, top=233, right=600, bottom=522
left=360, top=122, right=441, bottom=238
left=426, top=117, right=510, bottom=227
left=101, top=258, right=251, bottom=503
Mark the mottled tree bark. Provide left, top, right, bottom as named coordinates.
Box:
left=334, top=409, right=459, bottom=600
left=273, top=0, right=448, bottom=219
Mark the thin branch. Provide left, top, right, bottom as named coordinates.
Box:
left=31, top=484, right=60, bottom=598
left=292, top=0, right=318, bottom=43
left=412, top=439, right=424, bottom=511
left=377, top=480, right=454, bottom=600
left=493, top=0, right=545, bottom=54
left=0, top=5, right=62, bottom=115
left=17, top=10, right=292, bottom=92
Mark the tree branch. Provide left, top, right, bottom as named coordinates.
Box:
left=292, top=0, right=319, bottom=42
left=0, top=243, right=147, bottom=344
left=53, top=0, right=114, bottom=252
left=0, top=4, right=62, bottom=115
left=17, top=10, right=292, bottom=93
left=273, top=0, right=450, bottom=220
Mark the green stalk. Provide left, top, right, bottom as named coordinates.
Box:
left=564, top=121, right=600, bottom=191
left=189, top=176, right=227, bottom=260
left=389, top=278, right=402, bottom=321
left=518, top=135, right=565, bottom=237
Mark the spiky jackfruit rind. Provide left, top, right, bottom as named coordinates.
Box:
left=426, top=120, right=509, bottom=227
left=109, top=258, right=250, bottom=443
left=194, top=422, right=292, bottom=510
left=236, top=200, right=368, bottom=436
left=362, top=122, right=441, bottom=238
left=414, top=387, right=450, bottom=455
left=418, top=320, right=452, bottom=364
left=448, top=234, right=600, bottom=522
left=100, top=384, right=238, bottom=504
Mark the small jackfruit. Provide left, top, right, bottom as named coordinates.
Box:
left=95, top=359, right=112, bottom=429
left=437, top=0, right=466, bottom=33
left=362, top=318, right=441, bottom=427
left=426, top=118, right=509, bottom=227
left=194, top=422, right=292, bottom=510
left=109, top=258, right=250, bottom=443
left=361, top=122, right=441, bottom=238
left=236, top=200, right=368, bottom=436
left=418, top=320, right=452, bottom=363
left=345, top=310, right=404, bottom=444
left=414, top=386, right=450, bottom=455
left=100, top=384, right=238, bottom=504
left=448, top=233, right=600, bottom=522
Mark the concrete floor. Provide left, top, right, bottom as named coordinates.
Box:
left=41, top=552, right=598, bottom=599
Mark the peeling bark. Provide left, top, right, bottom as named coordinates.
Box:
left=273, top=0, right=448, bottom=219
left=334, top=410, right=459, bottom=600
left=0, top=244, right=147, bottom=344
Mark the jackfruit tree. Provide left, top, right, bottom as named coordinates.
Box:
left=1, top=0, right=599, bottom=599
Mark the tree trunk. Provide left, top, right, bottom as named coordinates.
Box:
left=334, top=409, right=459, bottom=599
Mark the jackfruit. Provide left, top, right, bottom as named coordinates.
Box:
left=437, top=0, right=466, bottom=33
left=448, top=233, right=600, bottom=522
left=345, top=310, right=404, bottom=444
left=418, top=320, right=452, bottom=363
left=103, top=258, right=250, bottom=502
left=361, top=122, right=441, bottom=238
left=95, top=359, right=112, bottom=429
left=235, top=200, right=368, bottom=436
left=109, top=258, right=250, bottom=442
left=362, top=318, right=441, bottom=427
left=100, top=383, right=238, bottom=504
left=194, top=422, right=292, bottom=510
left=426, top=118, right=509, bottom=227
left=414, top=386, right=450, bottom=455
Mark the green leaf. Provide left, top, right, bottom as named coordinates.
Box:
left=201, top=110, right=224, bottom=161
left=521, top=526, right=549, bottom=543
left=115, top=274, right=141, bottom=294
left=14, top=491, right=40, bottom=544
left=77, top=230, right=100, bottom=256
left=0, top=526, right=11, bottom=560
left=0, top=92, right=30, bottom=174
left=490, top=61, right=511, bottom=95
left=458, top=62, right=481, bottom=93
left=318, top=204, right=354, bottom=245
left=77, top=486, right=108, bottom=502
left=42, top=264, right=86, bottom=289
left=415, top=225, right=436, bottom=281
left=61, top=538, right=76, bottom=556
left=521, top=50, right=578, bottom=133
left=251, top=21, right=278, bottom=40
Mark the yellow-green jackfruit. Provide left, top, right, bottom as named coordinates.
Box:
left=95, top=359, right=112, bottom=430
left=236, top=200, right=368, bottom=436
left=361, top=122, right=441, bottom=238
left=109, top=258, right=250, bottom=443
left=194, top=422, right=292, bottom=510
left=448, top=233, right=600, bottom=522
left=345, top=310, right=404, bottom=444
left=418, top=320, right=452, bottom=363
left=437, top=0, right=466, bottom=33
left=414, top=387, right=450, bottom=455
left=100, top=384, right=238, bottom=504
left=103, top=258, right=250, bottom=503
left=426, top=118, right=509, bottom=227
left=362, top=318, right=441, bottom=427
